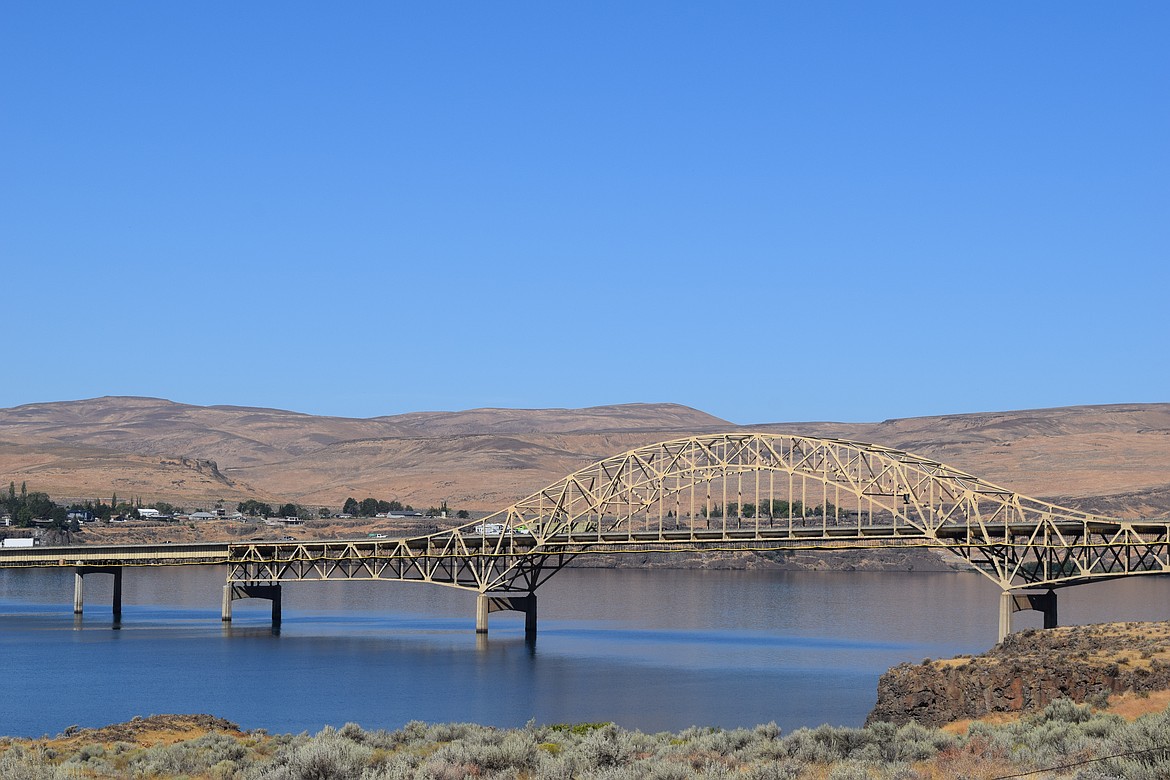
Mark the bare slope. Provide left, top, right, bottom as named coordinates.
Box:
left=0, top=397, right=1167, bottom=515
left=0, top=398, right=729, bottom=507
left=754, top=404, right=1170, bottom=516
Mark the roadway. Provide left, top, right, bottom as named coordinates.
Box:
left=0, top=518, right=1160, bottom=569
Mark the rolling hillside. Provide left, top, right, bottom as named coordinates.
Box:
left=0, top=397, right=1167, bottom=518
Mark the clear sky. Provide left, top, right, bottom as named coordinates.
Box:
left=2, top=3, right=1166, bottom=424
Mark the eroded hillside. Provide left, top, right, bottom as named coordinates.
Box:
left=1, top=398, right=1168, bottom=517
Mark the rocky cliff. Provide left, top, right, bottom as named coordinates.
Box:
left=868, top=622, right=1170, bottom=727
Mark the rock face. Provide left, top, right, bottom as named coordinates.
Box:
left=867, top=622, right=1170, bottom=727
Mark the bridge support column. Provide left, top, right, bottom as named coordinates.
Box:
left=476, top=593, right=489, bottom=633
left=998, top=591, right=1012, bottom=643
left=998, top=589, right=1058, bottom=643
left=221, top=583, right=281, bottom=627
left=476, top=593, right=537, bottom=637
left=74, top=566, right=122, bottom=620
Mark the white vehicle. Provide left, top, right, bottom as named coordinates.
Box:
left=472, top=523, right=506, bottom=536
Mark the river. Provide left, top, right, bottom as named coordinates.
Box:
left=0, top=566, right=1166, bottom=738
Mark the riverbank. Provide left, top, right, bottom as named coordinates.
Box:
left=6, top=620, right=1170, bottom=778
left=870, top=621, right=1170, bottom=728
left=4, top=702, right=1170, bottom=780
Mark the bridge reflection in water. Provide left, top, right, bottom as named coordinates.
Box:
left=2, top=433, right=1167, bottom=643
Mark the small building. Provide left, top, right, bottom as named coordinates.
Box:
left=189, top=511, right=217, bottom=521
left=271, top=516, right=303, bottom=526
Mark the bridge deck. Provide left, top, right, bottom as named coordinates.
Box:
left=1, top=519, right=1167, bottom=569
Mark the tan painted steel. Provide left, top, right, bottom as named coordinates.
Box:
left=0, top=542, right=229, bottom=567
left=219, top=433, right=1170, bottom=596
left=3, top=434, right=1166, bottom=607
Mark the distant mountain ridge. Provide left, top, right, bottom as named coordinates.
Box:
left=0, top=397, right=1167, bottom=517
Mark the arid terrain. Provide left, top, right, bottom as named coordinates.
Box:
left=871, top=622, right=1170, bottom=728
left=1, top=397, right=1168, bottom=521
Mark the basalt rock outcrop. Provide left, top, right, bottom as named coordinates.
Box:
left=867, top=622, right=1170, bottom=727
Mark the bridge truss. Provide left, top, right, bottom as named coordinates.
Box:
left=227, top=433, right=1170, bottom=602
left=3, top=433, right=1165, bottom=638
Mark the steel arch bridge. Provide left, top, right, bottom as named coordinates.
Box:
left=225, top=433, right=1170, bottom=639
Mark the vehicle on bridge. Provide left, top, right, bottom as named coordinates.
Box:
left=473, top=523, right=532, bottom=535
left=473, top=523, right=505, bottom=535
left=4, top=432, right=1168, bottom=644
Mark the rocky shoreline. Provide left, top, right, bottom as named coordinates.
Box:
left=868, top=621, right=1170, bottom=727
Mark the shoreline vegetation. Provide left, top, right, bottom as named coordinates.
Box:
left=3, top=701, right=1170, bottom=780
left=8, top=621, right=1170, bottom=779
left=4, top=622, right=1170, bottom=778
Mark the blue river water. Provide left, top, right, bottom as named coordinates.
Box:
left=0, top=566, right=1167, bottom=738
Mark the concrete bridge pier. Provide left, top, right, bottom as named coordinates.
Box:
left=74, top=566, right=122, bottom=620
left=998, top=589, right=1058, bottom=642
left=221, top=583, right=282, bottom=627
left=476, top=593, right=537, bottom=637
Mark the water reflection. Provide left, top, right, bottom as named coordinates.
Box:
left=0, top=566, right=1167, bottom=738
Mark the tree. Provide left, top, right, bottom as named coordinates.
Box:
left=318, top=507, right=330, bottom=518
left=238, top=500, right=273, bottom=517
left=342, top=498, right=359, bottom=516
left=277, top=503, right=299, bottom=518
left=456, top=510, right=470, bottom=520
left=359, top=498, right=379, bottom=517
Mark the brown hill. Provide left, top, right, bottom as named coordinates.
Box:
left=754, top=404, right=1170, bottom=516
left=0, top=397, right=1167, bottom=517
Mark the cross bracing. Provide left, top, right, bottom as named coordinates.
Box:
left=220, top=433, right=1170, bottom=595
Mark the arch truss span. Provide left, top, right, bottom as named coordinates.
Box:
left=226, top=433, right=1170, bottom=596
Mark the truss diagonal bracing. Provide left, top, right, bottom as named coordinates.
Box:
left=226, top=433, right=1170, bottom=595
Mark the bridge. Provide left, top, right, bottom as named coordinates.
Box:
left=2, top=433, right=1167, bottom=642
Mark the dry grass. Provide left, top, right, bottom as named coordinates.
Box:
left=1105, top=688, right=1170, bottom=720
left=933, top=657, right=973, bottom=669
left=41, top=714, right=242, bottom=750
left=3, top=398, right=1169, bottom=514
left=940, top=710, right=1026, bottom=735
left=4, top=701, right=1170, bottom=780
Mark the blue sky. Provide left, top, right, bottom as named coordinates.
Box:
left=2, top=3, right=1166, bottom=424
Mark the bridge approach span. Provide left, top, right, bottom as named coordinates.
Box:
left=2, top=433, right=1167, bottom=640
